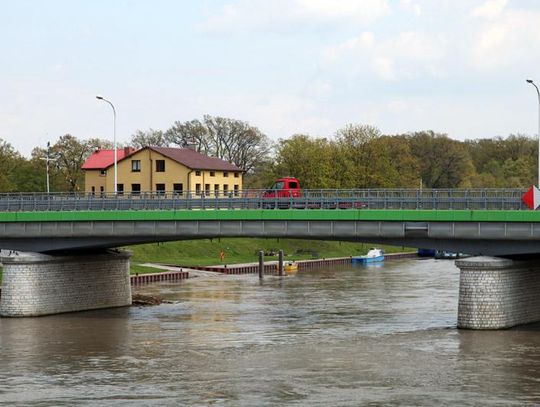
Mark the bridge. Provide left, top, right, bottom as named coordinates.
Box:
left=1, top=188, right=539, bottom=330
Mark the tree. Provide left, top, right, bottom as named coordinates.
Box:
left=407, top=131, right=475, bottom=188
left=273, top=134, right=338, bottom=188
left=0, top=139, right=24, bottom=192
left=48, top=135, right=94, bottom=192
left=334, top=124, right=416, bottom=188
left=376, top=136, right=420, bottom=187
left=465, top=134, right=536, bottom=187
left=130, top=128, right=168, bottom=149
left=165, top=115, right=271, bottom=172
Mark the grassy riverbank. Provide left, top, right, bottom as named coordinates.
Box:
left=128, top=238, right=410, bottom=273
left=0, top=239, right=411, bottom=281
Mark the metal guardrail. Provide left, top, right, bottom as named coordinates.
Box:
left=0, top=189, right=528, bottom=212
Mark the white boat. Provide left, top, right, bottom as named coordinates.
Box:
left=352, top=248, right=385, bottom=264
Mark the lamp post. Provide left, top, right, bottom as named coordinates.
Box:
left=45, top=141, right=51, bottom=194
left=39, top=141, right=54, bottom=194
left=526, top=79, right=540, bottom=187
left=96, top=95, right=117, bottom=193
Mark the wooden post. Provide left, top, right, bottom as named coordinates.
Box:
left=278, top=249, right=284, bottom=276
left=258, top=250, right=264, bottom=279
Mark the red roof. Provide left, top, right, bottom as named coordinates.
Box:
left=149, top=147, right=243, bottom=171
left=81, top=148, right=134, bottom=170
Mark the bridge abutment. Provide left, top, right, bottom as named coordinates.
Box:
left=456, top=256, right=540, bottom=329
left=0, top=250, right=132, bottom=317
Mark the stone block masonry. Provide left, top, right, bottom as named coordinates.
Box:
left=0, top=250, right=132, bottom=317
left=456, top=256, right=540, bottom=329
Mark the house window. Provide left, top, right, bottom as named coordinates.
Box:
left=117, top=184, right=124, bottom=195
left=205, top=184, right=210, bottom=196
left=214, top=184, right=219, bottom=196
left=100, top=186, right=104, bottom=197
left=131, top=183, right=141, bottom=195
left=195, top=183, right=201, bottom=195
left=210, top=171, right=215, bottom=177
left=100, top=169, right=107, bottom=176
left=91, top=186, right=95, bottom=195
left=223, top=184, right=229, bottom=194
left=234, top=172, right=239, bottom=178
left=156, top=160, right=165, bottom=172
left=173, top=183, right=183, bottom=195
left=223, top=172, right=229, bottom=177
left=195, top=170, right=201, bottom=176
left=156, top=183, right=165, bottom=194
left=234, top=184, right=239, bottom=196
left=131, top=160, right=141, bottom=172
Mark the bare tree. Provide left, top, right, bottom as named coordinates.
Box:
left=130, top=128, right=168, bottom=149
left=165, top=115, right=271, bottom=172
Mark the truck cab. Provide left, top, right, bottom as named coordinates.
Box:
left=263, top=177, right=302, bottom=198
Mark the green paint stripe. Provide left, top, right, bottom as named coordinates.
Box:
left=1, top=209, right=540, bottom=222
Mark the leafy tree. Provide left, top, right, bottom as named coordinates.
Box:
left=333, top=124, right=381, bottom=188
left=376, top=136, right=420, bottom=187
left=465, top=134, right=536, bottom=187
left=407, top=131, right=475, bottom=188
left=273, top=134, right=338, bottom=188
left=0, top=139, right=25, bottom=192
left=48, top=135, right=94, bottom=192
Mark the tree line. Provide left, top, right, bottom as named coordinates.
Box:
left=0, top=116, right=536, bottom=192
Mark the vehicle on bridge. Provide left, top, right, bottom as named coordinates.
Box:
left=262, top=177, right=367, bottom=209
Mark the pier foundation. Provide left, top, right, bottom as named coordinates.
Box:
left=456, top=256, right=540, bottom=329
left=0, top=250, right=131, bottom=317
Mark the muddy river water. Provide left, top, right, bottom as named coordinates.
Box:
left=1, top=258, right=540, bottom=406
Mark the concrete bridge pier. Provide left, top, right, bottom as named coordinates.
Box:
left=456, top=256, right=540, bottom=329
left=0, top=250, right=132, bottom=317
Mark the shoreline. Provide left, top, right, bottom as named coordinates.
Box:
left=131, top=251, right=419, bottom=283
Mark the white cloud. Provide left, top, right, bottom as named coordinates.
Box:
left=399, top=0, right=422, bottom=16
left=469, top=8, right=540, bottom=70
left=323, top=30, right=448, bottom=80
left=294, top=0, right=390, bottom=22
left=200, top=0, right=390, bottom=33
left=471, top=0, right=507, bottom=19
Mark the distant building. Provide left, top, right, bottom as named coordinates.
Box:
left=81, top=146, right=244, bottom=195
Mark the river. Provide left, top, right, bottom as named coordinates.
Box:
left=1, top=258, right=540, bottom=406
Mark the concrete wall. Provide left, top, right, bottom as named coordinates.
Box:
left=456, top=256, right=540, bottom=329
left=0, top=250, right=132, bottom=317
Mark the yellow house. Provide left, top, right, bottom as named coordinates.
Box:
left=82, top=146, right=244, bottom=195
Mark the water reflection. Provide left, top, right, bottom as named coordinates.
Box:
left=0, top=259, right=539, bottom=405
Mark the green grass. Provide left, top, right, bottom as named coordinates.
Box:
left=127, top=238, right=410, bottom=267
left=130, top=264, right=167, bottom=275
left=0, top=240, right=410, bottom=284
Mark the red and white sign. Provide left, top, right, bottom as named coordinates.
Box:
left=522, top=185, right=540, bottom=210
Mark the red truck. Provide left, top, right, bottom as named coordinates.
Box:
left=262, top=177, right=366, bottom=209
left=262, top=177, right=302, bottom=199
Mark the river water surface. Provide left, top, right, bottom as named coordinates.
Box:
left=1, top=258, right=540, bottom=406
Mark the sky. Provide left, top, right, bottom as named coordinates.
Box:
left=1, top=0, right=540, bottom=156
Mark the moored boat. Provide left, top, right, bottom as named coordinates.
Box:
left=284, top=261, right=298, bottom=273
left=418, top=248, right=436, bottom=257
left=434, top=250, right=459, bottom=259
left=352, top=248, right=385, bottom=264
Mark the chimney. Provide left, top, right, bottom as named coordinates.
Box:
left=123, top=146, right=134, bottom=156
left=185, top=139, right=198, bottom=151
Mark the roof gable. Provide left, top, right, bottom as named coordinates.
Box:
left=81, top=148, right=134, bottom=170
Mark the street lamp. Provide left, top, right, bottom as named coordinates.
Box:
left=39, top=141, right=55, bottom=194
left=96, top=95, right=117, bottom=193
left=526, top=78, right=540, bottom=187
